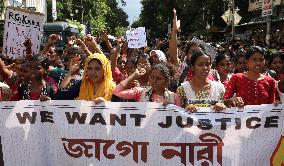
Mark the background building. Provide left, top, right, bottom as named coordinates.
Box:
left=235, top=0, right=284, bottom=45
left=0, top=0, right=47, bottom=21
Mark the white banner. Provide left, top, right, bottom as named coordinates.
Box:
left=262, top=0, right=273, bottom=17
left=126, top=27, right=147, bottom=48
left=0, top=101, right=284, bottom=166
left=2, top=7, right=44, bottom=58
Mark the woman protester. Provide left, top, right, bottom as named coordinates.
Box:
left=212, top=54, right=232, bottom=86
left=18, top=56, right=57, bottom=101
left=113, top=62, right=180, bottom=106
left=233, top=53, right=247, bottom=74
left=136, top=53, right=151, bottom=88
left=177, top=50, right=226, bottom=112
left=268, top=51, right=284, bottom=81
left=168, top=8, right=213, bottom=92
left=149, top=50, right=167, bottom=65
left=55, top=53, right=116, bottom=103
left=224, top=46, right=276, bottom=106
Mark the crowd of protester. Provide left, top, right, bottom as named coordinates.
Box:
left=0, top=9, right=284, bottom=112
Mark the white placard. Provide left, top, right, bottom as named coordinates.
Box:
left=2, top=7, right=44, bottom=58
left=126, top=27, right=147, bottom=48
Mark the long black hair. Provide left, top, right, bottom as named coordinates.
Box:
left=245, top=46, right=265, bottom=60
left=190, top=49, right=211, bottom=66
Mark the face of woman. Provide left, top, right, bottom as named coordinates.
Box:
left=270, top=57, right=283, bottom=73
left=247, top=52, right=265, bottom=74
left=87, top=60, right=104, bottom=83
left=217, top=58, right=231, bottom=76
left=137, top=57, right=151, bottom=72
left=117, top=58, right=126, bottom=71
left=30, top=61, right=45, bottom=81
left=149, top=69, right=167, bottom=91
left=192, top=55, right=211, bottom=79
left=52, top=59, right=65, bottom=69
left=19, top=62, right=31, bottom=81
left=125, top=63, right=136, bottom=76
left=236, top=57, right=246, bottom=73
left=150, top=52, right=160, bottom=65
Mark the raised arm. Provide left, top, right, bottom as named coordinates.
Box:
left=110, top=38, right=123, bottom=70
left=41, top=34, right=60, bottom=56
left=75, top=38, right=92, bottom=57
left=0, top=58, right=12, bottom=80
left=168, top=8, right=180, bottom=66
left=23, top=38, right=32, bottom=59
left=84, top=35, right=103, bottom=54
left=63, top=36, right=76, bottom=55
left=60, top=56, right=80, bottom=89
left=101, top=31, right=113, bottom=51
left=113, top=67, right=146, bottom=100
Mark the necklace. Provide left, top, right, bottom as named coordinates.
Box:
left=190, top=81, right=211, bottom=100
left=195, top=90, right=210, bottom=100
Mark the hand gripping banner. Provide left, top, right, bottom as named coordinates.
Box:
left=0, top=101, right=283, bottom=166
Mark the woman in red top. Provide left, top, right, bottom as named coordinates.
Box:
left=18, top=56, right=57, bottom=100
left=224, top=46, right=276, bottom=106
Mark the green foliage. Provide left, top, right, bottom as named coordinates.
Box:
left=46, top=0, right=52, bottom=22
left=66, top=19, right=84, bottom=38
left=114, top=26, right=126, bottom=37
left=106, top=0, right=129, bottom=35
left=54, top=0, right=128, bottom=36
left=0, top=1, right=5, bottom=43
left=131, top=19, right=143, bottom=28
left=137, top=0, right=251, bottom=38
left=139, top=0, right=168, bottom=37
left=0, top=1, right=5, bottom=17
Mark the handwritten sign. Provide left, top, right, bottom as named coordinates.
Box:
left=2, top=7, right=44, bottom=58
left=0, top=101, right=283, bottom=165
left=126, top=27, right=147, bottom=48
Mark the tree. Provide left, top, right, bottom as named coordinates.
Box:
left=0, top=1, right=5, bottom=45
left=136, top=0, right=250, bottom=38
left=54, top=0, right=129, bottom=36
left=139, top=0, right=171, bottom=37
left=0, top=1, right=4, bottom=17
left=106, top=0, right=129, bottom=35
